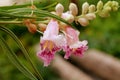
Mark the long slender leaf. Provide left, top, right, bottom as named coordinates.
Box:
left=0, top=26, right=44, bottom=80
left=0, top=36, right=38, bottom=80
left=4, top=8, right=74, bottom=27
left=0, top=1, right=56, bottom=10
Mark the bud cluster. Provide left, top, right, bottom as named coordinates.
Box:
left=36, top=0, right=119, bottom=33
left=97, top=1, right=119, bottom=17
left=77, top=0, right=119, bottom=26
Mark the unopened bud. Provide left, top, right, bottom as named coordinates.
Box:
left=104, top=1, right=112, bottom=8
left=111, top=1, right=119, bottom=11
left=82, top=2, right=89, bottom=14
left=89, top=5, right=96, bottom=13
left=69, top=3, right=78, bottom=16
left=55, top=3, right=64, bottom=15
left=62, top=13, right=74, bottom=23
left=24, top=19, right=37, bottom=33
left=103, top=6, right=111, bottom=12
left=85, top=13, right=96, bottom=20
left=98, top=10, right=110, bottom=17
left=27, top=24, right=37, bottom=33
left=78, top=17, right=89, bottom=26
left=38, top=23, right=47, bottom=32
left=99, top=6, right=111, bottom=17
left=66, top=14, right=74, bottom=23
left=97, top=0, right=103, bottom=11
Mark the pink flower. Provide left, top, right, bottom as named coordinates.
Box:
left=63, top=27, right=88, bottom=59
left=37, top=20, right=66, bottom=66
left=60, top=12, right=88, bottom=59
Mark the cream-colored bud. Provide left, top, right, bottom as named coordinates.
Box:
left=112, top=1, right=119, bottom=11
left=89, top=5, right=96, bottom=13
left=112, top=7, right=118, bottom=11
left=65, top=14, right=74, bottom=23
left=104, top=6, right=111, bottom=12
left=78, top=17, right=89, bottom=26
left=85, top=13, right=96, bottom=20
left=82, top=2, right=89, bottom=14
left=69, top=3, right=78, bottom=16
left=104, top=1, right=112, bottom=8
left=98, top=10, right=110, bottom=17
left=97, top=0, right=103, bottom=11
left=55, top=3, right=64, bottom=15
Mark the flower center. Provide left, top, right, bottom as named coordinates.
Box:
left=43, top=40, right=54, bottom=51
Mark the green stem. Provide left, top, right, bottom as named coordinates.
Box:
left=0, top=20, right=49, bottom=24
left=0, top=21, right=23, bottom=24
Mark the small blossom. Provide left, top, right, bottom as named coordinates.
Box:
left=37, top=20, right=66, bottom=66
left=63, top=27, right=88, bottom=59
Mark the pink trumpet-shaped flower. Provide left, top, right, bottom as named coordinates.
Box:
left=37, top=20, right=66, bottom=66
left=64, top=27, right=88, bottom=59
left=61, top=12, right=88, bottom=59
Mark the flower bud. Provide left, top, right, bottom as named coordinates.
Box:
left=82, top=2, right=89, bottom=14
left=38, top=23, right=47, bottom=32
left=104, top=1, right=112, bottom=8
left=55, top=3, right=64, bottom=15
left=98, top=9, right=110, bottom=17
left=97, top=0, right=103, bottom=11
left=89, top=5, right=96, bottom=13
left=104, top=6, right=111, bottom=12
left=69, top=3, right=78, bottom=16
left=62, top=13, right=74, bottom=23
left=78, top=17, right=89, bottom=26
left=27, top=23, right=37, bottom=33
left=24, top=19, right=37, bottom=33
left=66, top=14, right=74, bottom=23
left=85, top=13, right=96, bottom=20
left=111, top=1, right=119, bottom=11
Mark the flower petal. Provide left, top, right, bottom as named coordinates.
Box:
left=65, top=27, right=80, bottom=45
left=37, top=50, right=55, bottom=66
left=42, top=20, right=59, bottom=40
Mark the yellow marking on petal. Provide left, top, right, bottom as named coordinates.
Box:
left=48, top=41, right=54, bottom=51
left=43, top=40, right=54, bottom=51
left=73, top=48, right=77, bottom=52
left=43, top=41, right=48, bottom=50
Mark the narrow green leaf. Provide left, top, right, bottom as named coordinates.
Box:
left=0, top=12, right=44, bottom=20
left=6, top=8, right=74, bottom=26
left=0, top=26, right=44, bottom=80
left=0, top=36, right=38, bottom=80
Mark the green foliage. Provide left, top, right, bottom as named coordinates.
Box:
left=0, top=0, right=120, bottom=80
left=80, top=11, right=120, bottom=57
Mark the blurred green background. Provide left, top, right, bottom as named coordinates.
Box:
left=0, top=0, right=120, bottom=80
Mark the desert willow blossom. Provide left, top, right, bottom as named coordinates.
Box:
left=37, top=20, right=66, bottom=66
left=37, top=3, right=88, bottom=66
left=37, top=1, right=119, bottom=66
